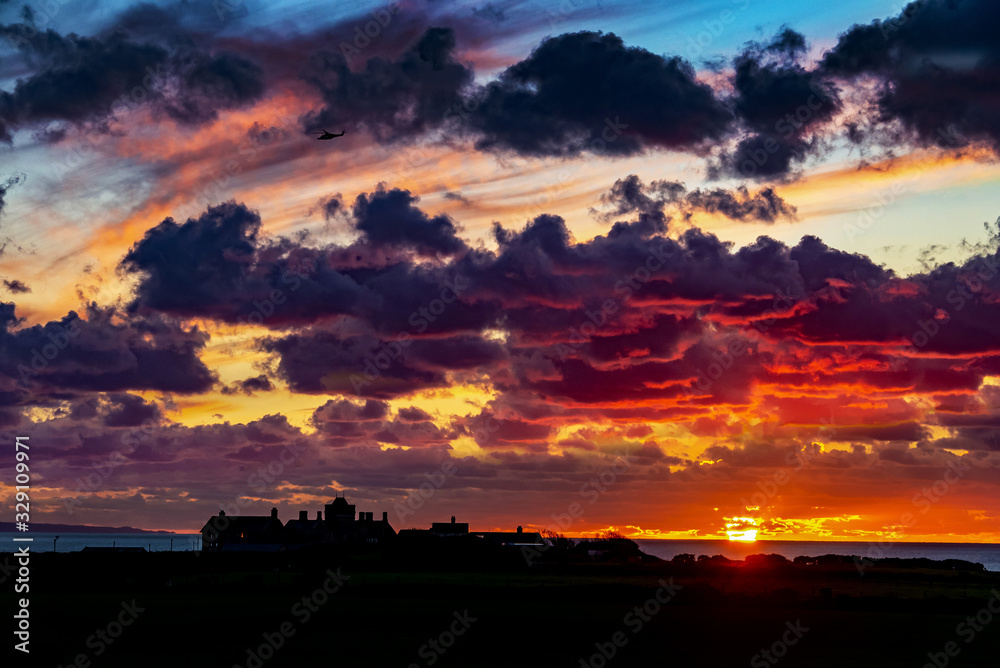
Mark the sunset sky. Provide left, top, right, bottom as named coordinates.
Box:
left=1, top=0, right=999, bottom=541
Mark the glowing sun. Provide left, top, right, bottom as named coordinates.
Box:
left=725, top=516, right=759, bottom=542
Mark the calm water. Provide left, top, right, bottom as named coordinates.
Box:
left=1, top=532, right=201, bottom=552
left=634, top=538, right=1000, bottom=572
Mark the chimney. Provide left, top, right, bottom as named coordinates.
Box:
left=367, top=512, right=374, bottom=521
left=271, top=507, right=278, bottom=519
left=299, top=510, right=307, bottom=521
left=219, top=510, right=225, bottom=517
left=316, top=511, right=323, bottom=521
left=382, top=511, right=388, bottom=522
left=517, top=526, right=523, bottom=534
left=451, top=516, right=456, bottom=524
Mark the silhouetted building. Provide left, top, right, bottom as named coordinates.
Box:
left=201, top=508, right=285, bottom=551
left=473, top=525, right=545, bottom=546
left=431, top=516, right=469, bottom=536
left=403, top=517, right=546, bottom=547
left=200, top=497, right=395, bottom=551
left=325, top=495, right=358, bottom=542
left=284, top=510, right=328, bottom=545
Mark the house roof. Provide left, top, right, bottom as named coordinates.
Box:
left=284, top=519, right=326, bottom=530
left=474, top=531, right=545, bottom=545
left=201, top=515, right=281, bottom=534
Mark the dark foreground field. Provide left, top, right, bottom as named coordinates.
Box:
left=4, top=543, right=1000, bottom=667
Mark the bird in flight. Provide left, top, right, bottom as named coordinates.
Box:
left=315, top=129, right=345, bottom=140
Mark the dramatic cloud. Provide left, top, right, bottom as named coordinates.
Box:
left=5, top=2, right=1000, bottom=539
left=461, top=31, right=733, bottom=157
left=221, top=374, right=274, bottom=395
left=0, top=303, right=216, bottom=395
left=0, top=5, right=265, bottom=142
left=301, top=26, right=473, bottom=141
left=821, top=0, right=1000, bottom=153
left=598, top=175, right=798, bottom=225
left=2, top=279, right=29, bottom=293
left=0, top=173, right=23, bottom=215
left=351, top=185, right=465, bottom=255
left=718, top=29, right=840, bottom=179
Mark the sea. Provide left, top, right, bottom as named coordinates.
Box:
left=3, top=533, right=998, bottom=571
left=0, top=532, right=202, bottom=553
left=634, top=539, right=1000, bottom=572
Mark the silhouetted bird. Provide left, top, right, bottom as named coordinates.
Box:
left=316, top=129, right=345, bottom=140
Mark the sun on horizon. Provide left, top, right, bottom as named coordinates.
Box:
left=725, top=516, right=760, bottom=542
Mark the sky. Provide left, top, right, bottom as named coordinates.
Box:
left=1, top=0, right=999, bottom=541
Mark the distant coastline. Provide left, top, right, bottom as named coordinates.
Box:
left=0, top=522, right=174, bottom=534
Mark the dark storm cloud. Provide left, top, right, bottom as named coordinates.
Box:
left=0, top=303, right=215, bottom=394
left=0, top=173, right=24, bottom=215
left=220, top=374, right=274, bottom=395
left=102, top=393, right=162, bottom=428
left=0, top=5, right=265, bottom=142
left=318, top=193, right=344, bottom=221
left=121, top=198, right=494, bottom=333
left=121, top=200, right=269, bottom=319
left=115, top=188, right=1000, bottom=415
left=352, top=185, right=465, bottom=255
left=461, top=31, right=733, bottom=157
left=820, top=0, right=1000, bottom=153
left=716, top=29, right=840, bottom=180
left=262, top=332, right=446, bottom=398
left=2, top=279, right=30, bottom=293
left=159, top=49, right=265, bottom=125
left=310, top=398, right=454, bottom=448
left=598, top=175, right=797, bottom=224
left=828, top=422, right=930, bottom=443
left=764, top=237, right=1000, bottom=356
left=300, top=26, right=473, bottom=141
